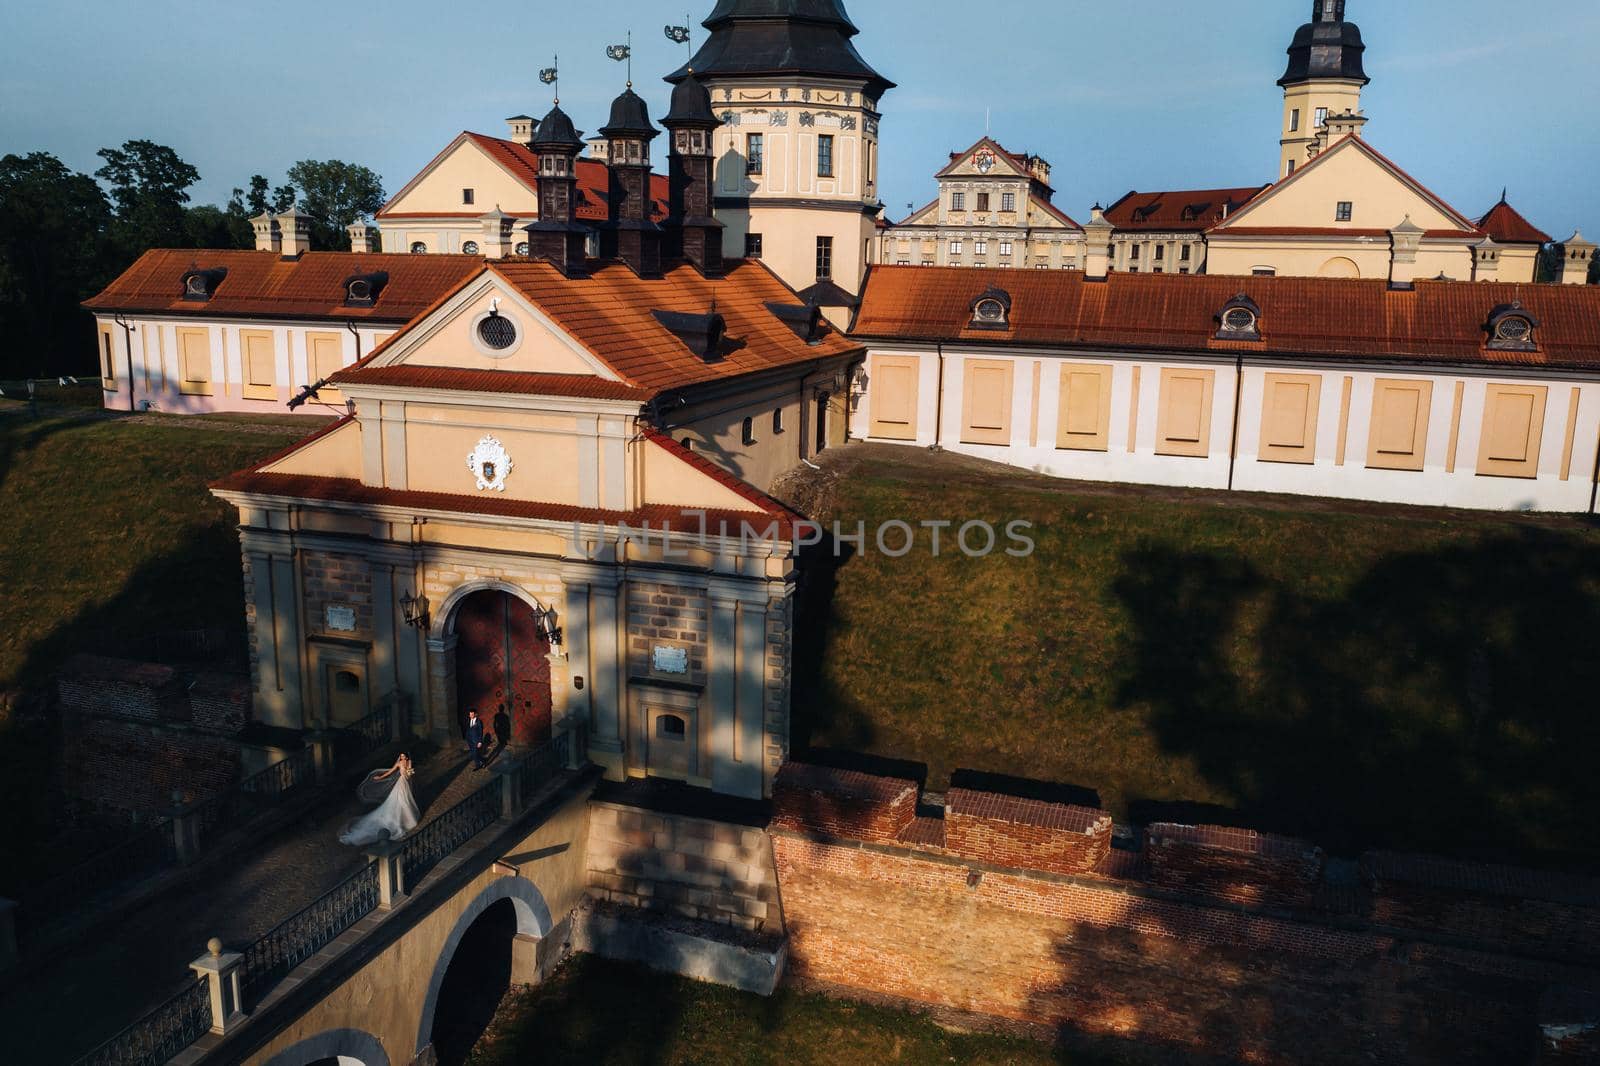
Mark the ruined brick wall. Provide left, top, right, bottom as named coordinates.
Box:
left=944, top=787, right=1112, bottom=876
left=770, top=762, right=917, bottom=845
left=188, top=672, right=251, bottom=735
left=585, top=801, right=781, bottom=934
left=1145, top=823, right=1324, bottom=910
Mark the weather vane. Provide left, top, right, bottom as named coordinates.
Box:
left=665, top=18, right=691, bottom=60
left=539, top=55, right=559, bottom=104
left=606, top=32, right=633, bottom=88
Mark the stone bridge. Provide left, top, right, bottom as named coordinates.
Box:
left=173, top=754, right=599, bottom=1066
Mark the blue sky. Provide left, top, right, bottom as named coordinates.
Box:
left=3, top=1, right=1596, bottom=237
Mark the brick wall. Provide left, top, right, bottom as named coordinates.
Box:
left=301, top=551, right=374, bottom=639
left=944, top=787, right=1112, bottom=876
left=626, top=582, right=709, bottom=686
left=585, top=801, right=781, bottom=933
left=57, top=655, right=187, bottom=724
left=188, top=672, right=252, bottom=735
left=1145, top=823, right=1324, bottom=910
left=1363, top=851, right=1600, bottom=964
left=770, top=762, right=918, bottom=845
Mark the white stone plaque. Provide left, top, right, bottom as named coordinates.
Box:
left=651, top=645, right=689, bottom=676
left=326, top=605, right=357, bottom=633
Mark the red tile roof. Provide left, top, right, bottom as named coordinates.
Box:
left=329, top=365, right=652, bottom=401
left=638, top=424, right=802, bottom=523
left=1477, top=199, right=1553, bottom=246
left=854, top=264, right=1600, bottom=369
left=379, top=132, right=668, bottom=224
left=1104, top=186, right=1269, bottom=232
left=83, top=249, right=482, bottom=322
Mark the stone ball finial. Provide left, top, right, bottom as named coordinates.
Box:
left=208, top=937, right=224, bottom=956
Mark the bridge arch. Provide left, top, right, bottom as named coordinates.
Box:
left=261, top=1028, right=390, bottom=1066
left=415, top=875, right=553, bottom=1059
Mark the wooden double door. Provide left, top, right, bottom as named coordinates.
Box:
left=453, top=590, right=552, bottom=750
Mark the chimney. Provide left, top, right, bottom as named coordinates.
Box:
left=1084, top=205, right=1113, bottom=281
left=1473, top=237, right=1500, bottom=282
left=479, top=207, right=515, bottom=259
left=251, top=212, right=281, bottom=253
left=1389, top=215, right=1425, bottom=289
left=506, top=115, right=535, bottom=145
left=599, top=87, right=663, bottom=278
left=523, top=103, right=590, bottom=278
left=347, top=220, right=379, bottom=254
left=662, top=74, right=725, bottom=277
left=1560, top=230, right=1595, bottom=285
left=278, top=207, right=312, bottom=258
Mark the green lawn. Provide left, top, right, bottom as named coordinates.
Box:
left=0, top=405, right=321, bottom=880
left=790, top=446, right=1600, bottom=866
left=469, top=955, right=1131, bottom=1066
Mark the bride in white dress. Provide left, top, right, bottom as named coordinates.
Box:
left=339, top=754, right=420, bottom=846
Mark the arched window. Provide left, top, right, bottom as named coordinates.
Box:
left=656, top=715, right=687, bottom=739
left=742, top=417, right=755, bottom=446
left=410, top=241, right=428, bottom=255
left=772, top=408, right=784, bottom=434
left=462, top=240, right=481, bottom=256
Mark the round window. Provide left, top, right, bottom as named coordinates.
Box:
left=462, top=240, right=481, bottom=256
left=347, top=279, right=372, bottom=301
left=1223, top=307, right=1256, bottom=332
left=1496, top=316, right=1531, bottom=343
left=409, top=242, right=427, bottom=255
left=477, top=314, right=517, bottom=351
left=515, top=242, right=531, bottom=257
left=976, top=299, right=1004, bottom=322
left=184, top=274, right=207, bottom=296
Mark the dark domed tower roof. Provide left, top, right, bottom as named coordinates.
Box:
left=1280, top=0, right=1369, bottom=87
left=600, top=88, right=658, bottom=139
left=532, top=104, right=585, bottom=151
left=664, top=75, right=719, bottom=128
left=666, top=0, right=892, bottom=99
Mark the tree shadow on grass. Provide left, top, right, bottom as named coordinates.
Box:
left=790, top=536, right=881, bottom=759
left=1112, top=528, right=1600, bottom=866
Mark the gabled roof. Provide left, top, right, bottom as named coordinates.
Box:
left=934, top=137, right=1039, bottom=182
left=854, top=265, right=1600, bottom=369
left=83, top=249, right=482, bottom=322
left=377, top=132, right=668, bottom=224
left=1213, top=136, right=1481, bottom=236
left=1103, top=186, right=1269, bottom=233
left=332, top=258, right=862, bottom=397
left=1477, top=197, right=1553, bottom=247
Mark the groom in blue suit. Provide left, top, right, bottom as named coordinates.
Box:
left=466, top=708, right=486, bottom=770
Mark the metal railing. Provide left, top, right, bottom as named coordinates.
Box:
left=239, top=860, right=380, bottom=1003
left=399, top=782, right=502, bottom=887
left=517, top=726, right=579, bottom=801
left=194, top=747, right=318, bottom=838
left=20, top=818, right=176, bottom=939
left=72, top=973, right=211, bottom=1066
left=335, top=700, right=397, bottom=766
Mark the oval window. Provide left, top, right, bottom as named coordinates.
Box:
left=1223, top=307, right=1256, bottom=332
left=1495, top=316, right=1531, bottom=343
left=462, top=241, right=481, bottom=256
left=478, top=314, right=518, bottom=351
left=347, top=279, right=372, bottom=301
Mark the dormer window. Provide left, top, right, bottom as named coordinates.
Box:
left=1486, top=303, right=1538, bottom=351
left=343, top=272, right=389, bottom=308
left=652, top=309, right=735, bottom=362
left=765, top=301, right=825, bottom=345
left=969, top=287, right=1013, bottom=330
left=180, top=268, right=227, bottom=302
left=410, top=242, right=427, bottom=255
left=1216, top=295, right=1262, bottom=340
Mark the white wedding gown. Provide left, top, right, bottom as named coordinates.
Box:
left=339, top=770, right=420, bottom=846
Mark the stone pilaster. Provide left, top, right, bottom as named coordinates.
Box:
left=189, top=938, right=245, bottom=1033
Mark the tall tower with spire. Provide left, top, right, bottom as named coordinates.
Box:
left=1278, top=0, right=1369, bottom=178
left=666, top=0, right=892, bottom=322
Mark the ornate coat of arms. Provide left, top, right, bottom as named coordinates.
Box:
left=466, top=435, right=513, bottom=492
left=974, top=148, right=996, bottom=174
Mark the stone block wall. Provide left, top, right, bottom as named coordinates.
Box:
left=1363, top=851, right=1600, bottom=963
left=1145, top=823, right=1324, bottom=909
left=301, top=551, right=375, bottom=639
left=944, top=787, right=1112, bottom=876
left=762, top=594, right=792, bottom=791
left=586, top=801, right=781, bottom=933
left=770, top=762, right=918, bottom=845
left=625, top=582, right=709, bottom=686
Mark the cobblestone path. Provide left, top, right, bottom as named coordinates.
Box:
left=0, top=745, right=497, bottom=1062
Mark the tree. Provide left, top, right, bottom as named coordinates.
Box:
left=283, top=160, right=385, bottom=250
left=95, top=139, right=200, bottom=257
left=0, top=152, right=113, bottom=376
left=185, top=203, right=252, bottom=250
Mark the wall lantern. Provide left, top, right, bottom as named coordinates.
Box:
left=534, top=605, right=564, bottom=648
left=400, top=590, right=430, bottom=630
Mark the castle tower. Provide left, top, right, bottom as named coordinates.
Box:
left=1278, top=0, right=1369, bottom=178
left=599, top=87, right=664, bottom=277
left=666, top=0, right=893, bottom=321
left=662, top=73, right=726, bottom=277
left=523, top=103, right=589, bottom=277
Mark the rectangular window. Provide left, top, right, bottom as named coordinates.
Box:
left=974, top=240, right=988, bottom=257
left=1252, top=267, right=1277, bottom=277
left=977, top=192, right=990, bottom=212
left=951, top=191, right=965, bottom=211
left=999, top=241, right=1013, bottom=257
left=1290, top=108, right=1301, bottom=132
left=1259, top=372, right=1323, bottom=464
left=1155, top=245, right=1166, bottom=262
left=745, top=232, right=763, bottom=258
left=1336, top=201, right=1353, bottom=222
left=869, top=355, right=920, bottom=441
left=1057, top=364, right=1113, bottom=452
left=1129, top=245, right=1141, bottom=261
left=1476, top=383, right=1548, bottom=478
left=1366, top=378, right=1434, bottom=471
left=897, top=259, right=911, bottom=266
left=817, top=135, right=834, bottom=177
left=949, top=240, right=963, bottom=256
left=1314, top=107, right=1329, bottom=128
left=1156, top=367, right=1216, bottom=457
left=241, top=330, right=276, bottom=401
left=462, top=188, right=475, bottom=205
left=1001, top=192, right=1016, bottom=212
left=177, top=328, right=212, bottom=395
left=815, top=236, right=833, bottom=279
left=1180, top=245, right=1192, bottom=262
left=961, top=358, right=1014, bottom=446
left=746, top=133, right=764, bottom=175
left=98, top=326, right=116, bottom=390
left=773, top=408, right=785, bottom=434
left=1286, top=159, right=1296, bottom=177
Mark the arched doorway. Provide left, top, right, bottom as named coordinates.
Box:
left=453, top=589, right=552, bottom=750
left=427, top=897, right=517, bottom=1066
